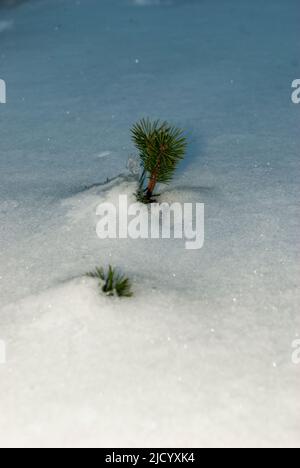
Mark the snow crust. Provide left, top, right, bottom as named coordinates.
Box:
left=0, top=0, right=299, bottom=448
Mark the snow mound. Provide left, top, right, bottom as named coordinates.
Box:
left=0, top=168, right=299, bottom=448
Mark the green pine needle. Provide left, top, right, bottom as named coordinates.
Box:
left=131, top=118, right=187, bottom=203
left=87, top=265, right=133, bottom=298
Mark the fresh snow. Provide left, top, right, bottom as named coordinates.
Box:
left=0, top=0, right=299, bottom=448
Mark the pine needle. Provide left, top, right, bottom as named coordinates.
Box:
left=87, top=265, right=133, bottom=298
left=131, top=118, right=187, bottom=203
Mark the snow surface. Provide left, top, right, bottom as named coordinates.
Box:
left=0, top=0, right=300, bottom=448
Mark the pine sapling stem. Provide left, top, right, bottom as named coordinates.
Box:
left=146, top=153, right=162, bottom=199
left=146, top=171, right=157, bottom=199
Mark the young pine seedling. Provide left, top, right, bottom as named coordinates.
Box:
left=131, top=118, right=187, bottom=204
left=87, top=265, right=133, bottom=298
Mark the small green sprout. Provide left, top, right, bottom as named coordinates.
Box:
left=87, top=265, right=133, bottom=298
left=131, top=118, right=187, bottom=203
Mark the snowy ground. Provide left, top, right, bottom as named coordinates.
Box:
left=0, top=0, right=299, bottom=448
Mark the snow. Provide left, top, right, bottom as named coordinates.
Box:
left=0, top=0, right=300, bottom=448
left=0, top=20, right=13, bottom=32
